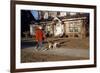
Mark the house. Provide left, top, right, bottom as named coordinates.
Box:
left=29, top=11, right=89, bottom=38
left=63, top=17, right=87, bottom=38
left=53, top=17, right=64, bottom=37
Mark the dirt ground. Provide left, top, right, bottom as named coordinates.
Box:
left=44, top=37, right=89, bottom=49
left=21, top=37, right=89, bottom=63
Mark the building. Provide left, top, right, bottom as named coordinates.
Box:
left=63, top=17, right=87, bottom=38
left=29, top=11, right=89, bottom=38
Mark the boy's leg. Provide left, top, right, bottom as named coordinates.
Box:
left=39, top=41, right=47, bottom=51
left=39, top=41, right=43, bottom=48
left=35, top=41, right=39, bottom=49
left=39, top=41, right=45, bottom=51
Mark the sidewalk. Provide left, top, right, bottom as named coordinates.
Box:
left=40, top=48, right=89, bottom=58
left=22, top=47, right=89, bottom=59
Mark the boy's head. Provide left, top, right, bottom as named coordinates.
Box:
left=39, top=26, right=42, bottom=29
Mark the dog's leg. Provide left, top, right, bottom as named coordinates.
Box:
left=53, top=43, right=56, bottom=48
left=49, top=43, right=52, bottom=49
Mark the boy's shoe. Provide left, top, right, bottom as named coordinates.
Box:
left=34, top=47, right=37, bottom=51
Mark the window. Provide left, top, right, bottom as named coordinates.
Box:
left=69, top=20, right=81, bottom=33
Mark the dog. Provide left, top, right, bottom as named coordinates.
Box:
left=48, top=41, right=59, bottom=49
